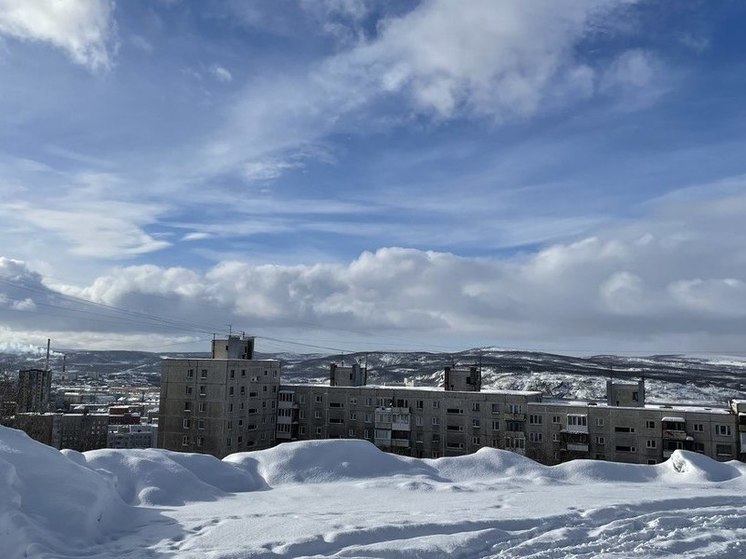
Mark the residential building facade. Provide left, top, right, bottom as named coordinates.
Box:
left=157, top=335, right=280, bottom=458
left=158, top=339, right=745, bottom=465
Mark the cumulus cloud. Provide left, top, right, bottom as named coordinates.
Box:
left=2, top=183, right=746, bottom=353
left=0, top=0, right=117, bottom=71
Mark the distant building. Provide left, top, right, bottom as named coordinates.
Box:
left=16, top=368, right=52, bottom=413
left=444, top=365, right=481, bottom=392
left=7, top=411, right=109, bottom=451
left=157, top=335, right=280, bottom=458
left=108, top=424, right=157, bottom=449
left=330, top=362, right=367, bottom=387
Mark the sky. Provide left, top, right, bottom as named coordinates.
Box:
left=2, top=0, right=746, bottom=355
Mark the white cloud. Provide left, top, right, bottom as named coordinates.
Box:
left=210, top=64, right=233, bottom=83
left=203, top=0, right=652, bottom=183
left=4, top=183, right=746, bottom=353
left=0, top=0, right=117, bottom=71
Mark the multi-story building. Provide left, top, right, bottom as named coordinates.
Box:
left=108, top=424, right=158, bottom=449
left=158, top=340, right=745, bottom=465
left=6, top=411, right=109, bottom=451
left=16, top=368, right=52, bottom=413
left=157, top=335, right=280, bottom=458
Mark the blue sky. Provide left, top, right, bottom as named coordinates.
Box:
left=2, top=0, right=746, bottom=355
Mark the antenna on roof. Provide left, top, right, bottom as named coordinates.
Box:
left=45, top=338, right=51, bottom=372
left=228, top=324, right=232, bottom=336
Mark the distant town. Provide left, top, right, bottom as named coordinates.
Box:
left=2, top=335, right=745, bottom=467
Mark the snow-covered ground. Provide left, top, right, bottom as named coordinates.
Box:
left=2, top=425, right=746, bottom=559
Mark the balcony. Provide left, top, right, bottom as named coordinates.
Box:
left=278, top=400, right=298, bottom=410
left=566, top=443, right=589, bottom=453
left=662, top=429, right=689, bottom=441
left=503, top=413, right=526, bottom=421
left=276, top=416, right=295, bottom=425
left=564, top=424, right=588, bottom=434
left=391, top=438, right=410, bottom=448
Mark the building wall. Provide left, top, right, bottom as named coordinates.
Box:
left=16, top=369, right=52, bottom=413
left=275, top=384, right=741, bottom=465
left=158, top=357, right=280, bottom=458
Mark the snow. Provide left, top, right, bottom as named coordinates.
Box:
left=2, top=425, right=746, bottom=558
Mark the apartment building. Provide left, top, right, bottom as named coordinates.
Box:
left=159, top=341, right=743, bottom=465
left=279, top=377, right=739, bottom=464
left=16, top=368, right=52, bottom=413
left=108, top=424, right=158, bottom=449
left=6, top=411, right=109, bottom=451
left=157, top=335, right=280, bottom=458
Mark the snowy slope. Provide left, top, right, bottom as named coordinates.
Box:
left=2, top=425, right=746, bottom=558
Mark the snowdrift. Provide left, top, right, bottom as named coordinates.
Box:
left=1, top=424, right=745, bottom=558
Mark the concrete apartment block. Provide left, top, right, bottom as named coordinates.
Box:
left=157, top=336, right=280, bottom=458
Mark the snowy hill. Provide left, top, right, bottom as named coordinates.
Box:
left=2, top=347, right=745, bottom=402
left=1, top=425, right=746, bottom=558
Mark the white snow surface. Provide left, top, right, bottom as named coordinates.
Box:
left=2, top=427, right=746, bottom=558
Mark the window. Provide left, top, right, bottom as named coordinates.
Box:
left=432, top=401, right=440, bottom=409
left=432, top=451, right=440, bottom=458
left=314, top=411, right=321, bottom=419
left=693, top=423, right=704, bottom=432
left=446, top=425, right=464, bottom=432
left=187, top=369, right=194, bottom=378
left=240, top=386, right=246, bottom=395
left=365, top=413, right=372, bottom=423
left=646, top=439, right=657, bottom=448
left=229, top=387, right=234, bottom=396
left=200, top=369, right=208, bottom=379
left=596, top=418, right=604, bottom=427
left=416, top=400, right=424, bottom=409
left=199, top=386, right=207, bottom=396
left=299, top=426, right=306, bottom=435
left=552, top=433, right=560, bottom=442
left=184, top=402, right=191, bottom=412
left=447, top=408, right=463, bottom=415
left=506, top=421, right=522, bottom=432
left=472, top=402, right=480, bottom=412
left=415, top=416, right=423, bottom=426
left=645, top=420, right=655, bottom=429
left=226, top=438, right=232, bottom=447
left=198, top=402, right=205, bottom=412
left=329, top=418, right=343, bottom=424
left=196, top=436, right=203, bottom=447
left=238, top=419, right=243, bottom=427
left=185, top=386, right=193, bottom=395
left=615, top=445, right=635, bottom=452
left=315, top=395, right=323, bottom=403
left=432, top=417, right=440, bottom=426
left=230, top=369, right=235, bottom=379
left=249, top=391, right=257, bottom=397
left=552, top=415, right=561, bottom=424
left=198, top=419, right=205, bottom=430
left=529, top=414, right=542, bottom=425
left=241, top=369, right=246, bottom=377
left=263, top=386, right=267, bottom=392
left=715, top=425, right=732, bottom=436
left=568, top=415, right=588, bottom=427
left=226, top=421, right=232, bottom=431
left=614, top=426, right=634, bottom=433
left=350, top=398, right=357, bottom=405
left=279, top=392, right=293, bottom=402
left=491, top=403, right=499, bottom=414
left=529, top=432, right=543, bottom=443
left=472, top=436, right=481, bottom=445
left=350, top=412, right=357, bottom=421
left=364, top=429, right=370, bottom=438
left=348, top=429, right=355, bottom=437
left=491, top=420, right=500, bottom=431
left=365, top=398, right=373, bottom=406
left=508, top=404, right=522, bottom=414
left=237, top=436, right=243, bottom=444
left=229, top=403, right=233, bottom=412
left=472, top=419, right=480, bottom=428
left=595, top=436, right=605, bottom=445
left=182, top=419, right=191, bottom=429
left=182, top=435, right=189, bottom=446
left=330, top=402, right=344, bottom=408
